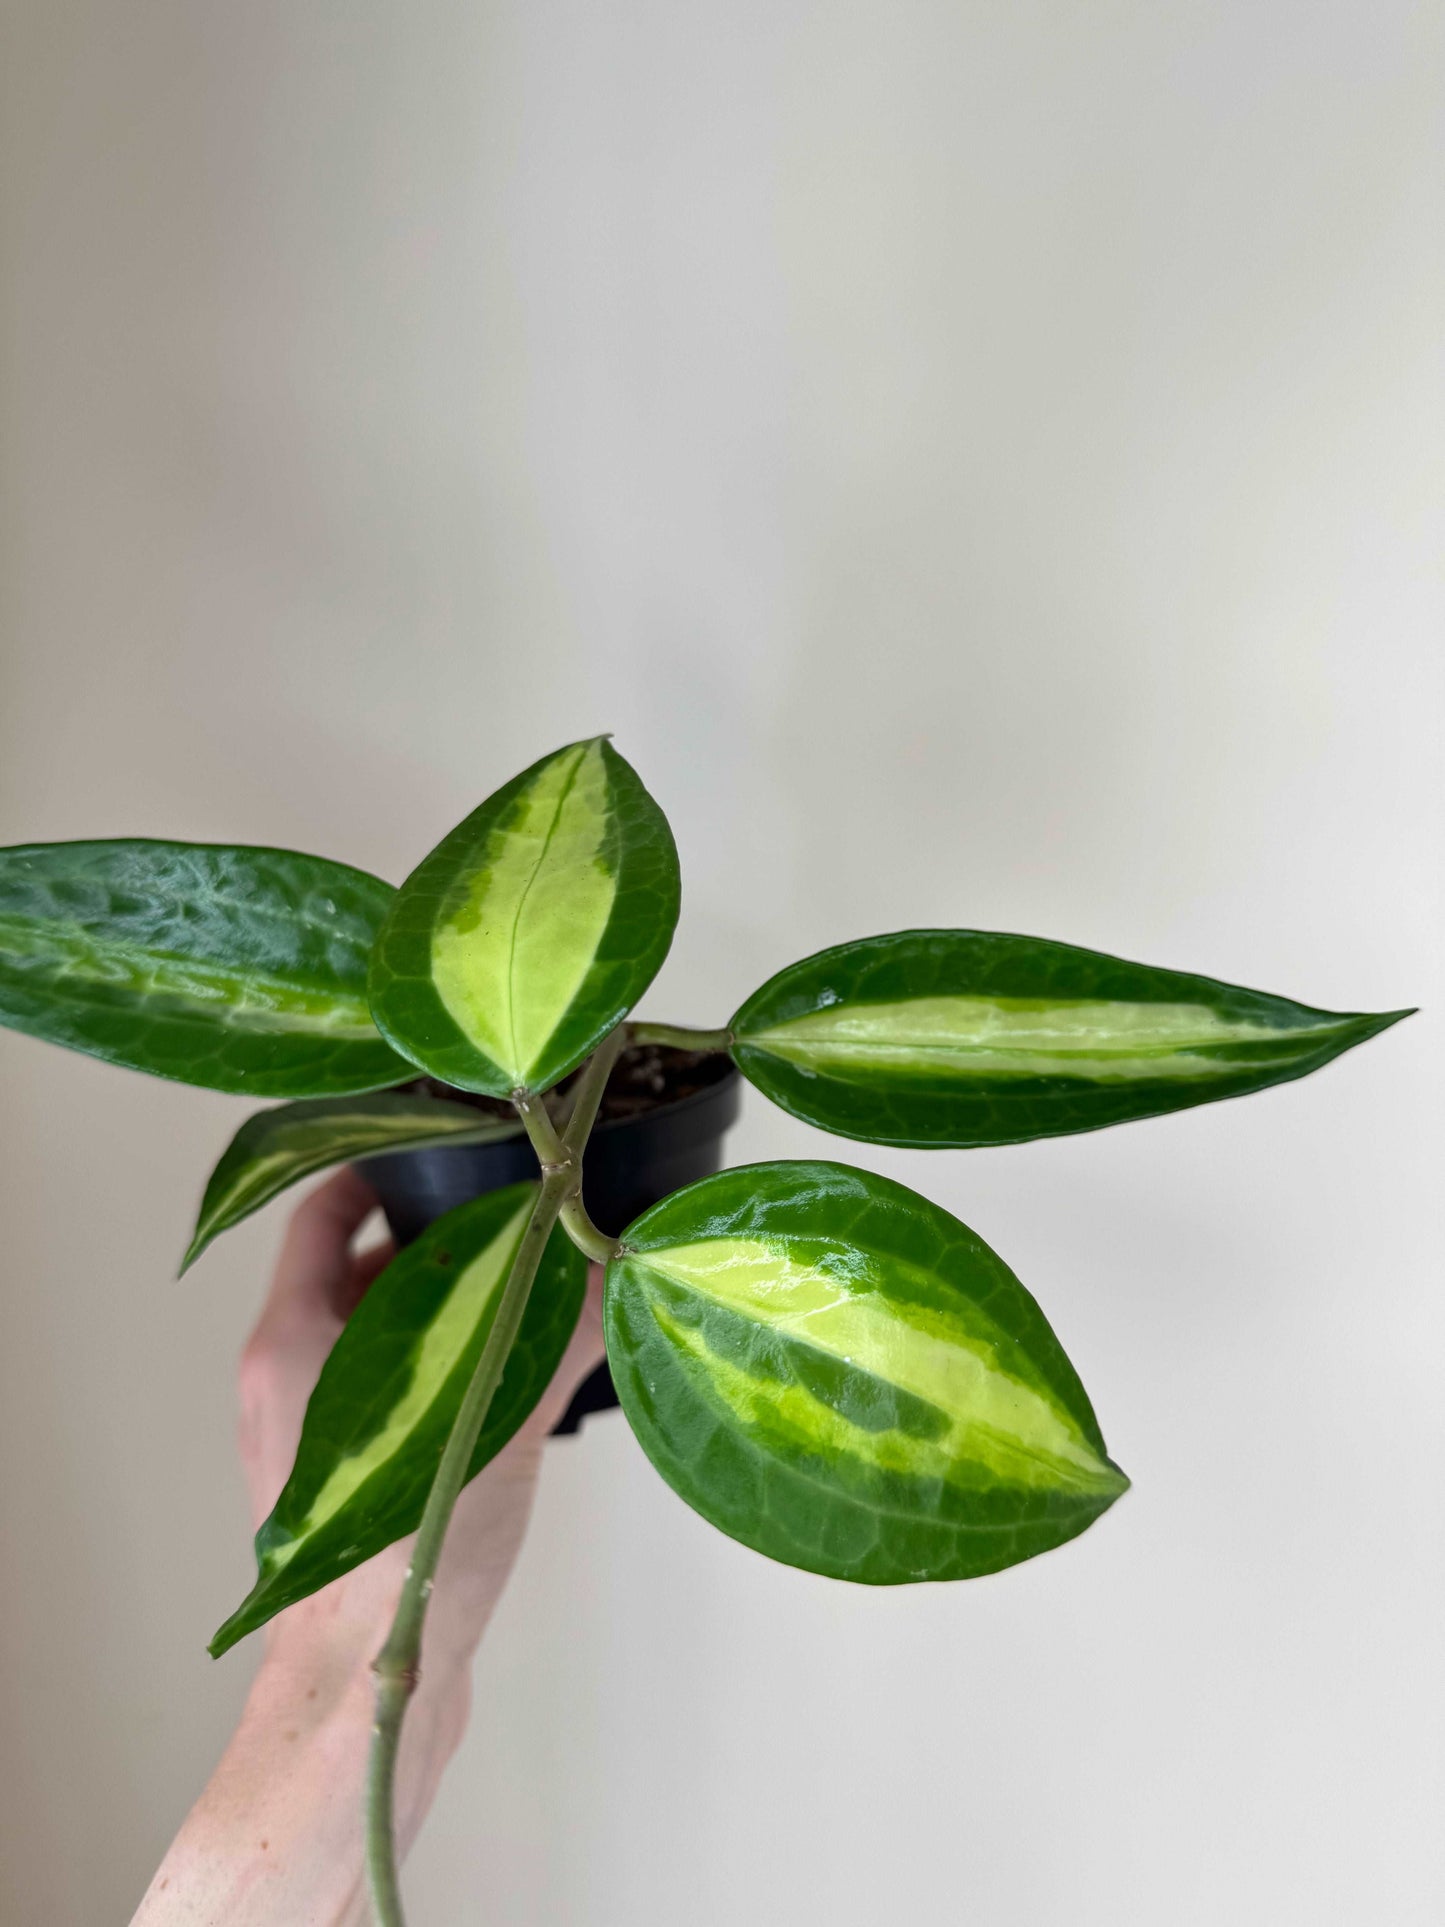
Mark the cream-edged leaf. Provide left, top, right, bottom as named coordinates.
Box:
left=605, top=1160, right=1127, bottom=1584
left=368, top=739, right=679, bottom=1096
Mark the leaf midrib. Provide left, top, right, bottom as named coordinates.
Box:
left=0, top=916, right=378, bottom=1032
left=757, top=1030, right=1334, bottom=1064
left=644, top=1269, right=1111, bottom=1499
left=501, top=748, right=588, bottom=1081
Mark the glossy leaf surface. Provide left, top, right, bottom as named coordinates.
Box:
left=211, top=1185, right=584, bottom=1654
left=605, top=1160, right=1127, bottom=1584
left=732, top=930, right=1410, bottom=1148
left=182, top=1092, right=521, bottom=1272
left=368, top=739, right=679, bottom=1096
left=0, top=840, right=410, bottom=1097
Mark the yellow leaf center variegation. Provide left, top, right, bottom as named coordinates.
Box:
left=202, top=1109, right=486, bottom=1240
left=750, top=994, right=1327, bottom=1083
left=262, top=1193, right=533, bottom=1574
left=633, top=1238, right=1122, bottom=1497
left=430, top=741, right=615, bottom=1087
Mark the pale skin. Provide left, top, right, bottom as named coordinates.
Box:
left=133, top=1168, right=605, bottom=1926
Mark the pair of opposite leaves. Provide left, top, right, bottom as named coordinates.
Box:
left=0, top=739, right=1409, bottom=1649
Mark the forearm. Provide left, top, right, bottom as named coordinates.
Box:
left=134, top=1197, right=601, bottom=1925
left=132, top=1641, right=470, bottom=1926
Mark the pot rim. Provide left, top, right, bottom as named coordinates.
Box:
left=585, top=1049, right=739, bottom=1138
left=410, top=1049, right=741, bottom=1146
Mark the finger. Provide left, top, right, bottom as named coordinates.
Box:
left=334, top=1236, right=397, bottom=1321
left=256, top=1167, right=379, bottom=1338
left=277, top=1165, right=378, bottom=1282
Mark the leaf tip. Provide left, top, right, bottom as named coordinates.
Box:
left=207, top=1620, right=242, bottom=1660
left=1341, top=1005, right=1417, bottom=1047
left=208, top=1575, right=273, bottom=1658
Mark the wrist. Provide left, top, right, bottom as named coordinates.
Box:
left=133, top=1642, right=472, bottom=1926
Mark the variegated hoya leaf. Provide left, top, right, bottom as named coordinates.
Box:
left=368, top=739, right=680, bottom=1096
left=210, top=1185, right=584, bottom=1655
left=604, top=1160, right=1127, bottom=1584
left=181, top=1092, right=522, bottom=1272
left=731, top=930, right=1412, bottom=1148
left=0, top=840, right=411, bottom=1097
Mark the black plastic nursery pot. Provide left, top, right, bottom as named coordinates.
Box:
left=361, top=1046, right=742, bottom=1435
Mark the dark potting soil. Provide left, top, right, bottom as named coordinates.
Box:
left=403, top=1043, right=732, bottom=1130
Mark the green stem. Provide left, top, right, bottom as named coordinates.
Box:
left=364, top=1173, right=564, bottom=1924
left=363, top=1028, right=624, bottom=1925
left=627, top=1021, right=733, bottom=1053
left=557, top=1194, right=618, bottom=1265
left=512, top=1088, right=568, bottom=1166
left=513, top=1088, right=621, bottom=1266
left=561, top=1024, right=629, bottom=1152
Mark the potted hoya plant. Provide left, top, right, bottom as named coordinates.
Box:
left=0, top=736, right=1411, bottom=1924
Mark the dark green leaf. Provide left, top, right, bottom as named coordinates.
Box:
left=368, top=738, right=680, bottom=1096
left=731, top=930, right=1412, bottom=1148
left=210, top=1184, right=584, bottom=1655
left=182, top=1092, right=521, bottom=1272
left=605, top=1160, right=1127, bottom=1584
left=0, top=840, right=410, bottom=1097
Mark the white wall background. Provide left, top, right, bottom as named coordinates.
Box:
left=1, top=3, right=1441, bottom=1921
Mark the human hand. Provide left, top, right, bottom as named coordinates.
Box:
left=135, top=1170, right=605, bottom=1925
